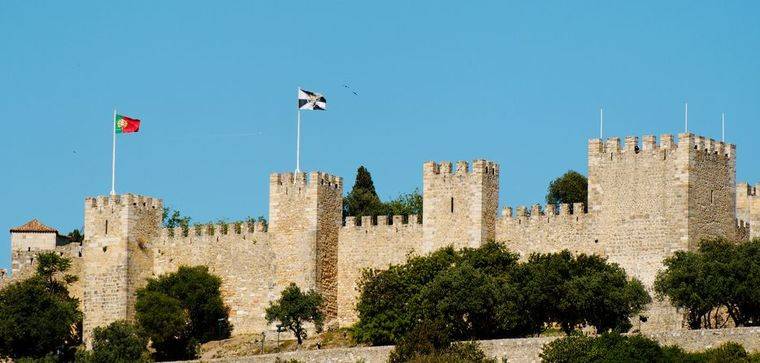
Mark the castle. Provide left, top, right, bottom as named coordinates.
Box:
left=4, top=132, right=759, bottom=345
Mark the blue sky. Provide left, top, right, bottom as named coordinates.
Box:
left=2, top=1, right=759, bottom=269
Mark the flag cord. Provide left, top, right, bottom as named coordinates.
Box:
left=111, top=109, right=117, bottom=195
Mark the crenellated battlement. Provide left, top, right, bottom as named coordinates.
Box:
left=160, top=221, right=268, bottom=239
left=85, top=194, right=163, bottom=211
left=343, top=214, right=421, bottom=228
left=589, top=133, right=736, bottom=159
left=269, top=171, right=343, bottom=190
left=423, top=159, right=499, bottom=176
left=501, top=203, right=587, bottom=220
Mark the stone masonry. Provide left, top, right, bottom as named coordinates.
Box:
left=6, top=131, right=757, bottom=346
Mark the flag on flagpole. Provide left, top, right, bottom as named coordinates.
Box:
left=115, top=114, right=141, bottom=134
left=298, top=88, right=327, bottom=110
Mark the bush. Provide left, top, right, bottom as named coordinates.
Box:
left=75, top=320, right=150, bottom=363
left=545, top=170, right=587, bottom=210
left=388, top=321, right=494, bottom=363
left=135, top=265, right=231, bottom=361
left=542, top=334, right=760, bottom=363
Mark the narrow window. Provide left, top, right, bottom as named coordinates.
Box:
left=710, top=190, right=715, bottom=204
left=105, top=220, right=109, bottom=235
left=450, top=197, right=454, bottom=213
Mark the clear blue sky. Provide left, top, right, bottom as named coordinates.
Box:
left=2, top=1, right=759, bottom=269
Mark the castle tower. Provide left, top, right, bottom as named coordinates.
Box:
left=737, top=182, right=759, bottom=239
left=9, top=219, right=64, bottom=277
left=81, top=194, right=162, bottom=344
left=422, top=160, right=499, bottom=252
left=588, top=134, right=736, bottom=284
left=588, top=134, right=737, bottom=331
left=268, top=171, right=343, bottom=319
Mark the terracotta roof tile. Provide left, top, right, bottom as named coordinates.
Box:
left=10, top=219, right=58, bottom=233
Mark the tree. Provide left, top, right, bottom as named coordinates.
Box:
left=545, top=170, right=588, bottom=211
left=265, top=283, right=324, bottom=345
left=540, top=333, right=664, bottom=363
left=75, top=320, right=150, bottom=363
left=384, top=189, right=423, bottom=218
left=655, top=238, right=760, bottom=328
left=162, top=207, right=191, bottom=232
left=0, top=252, right=81, bottom=360
left=135, top=265, right=231, bottom=361
left=67, top=229, right=84, bottom=243
left=343, top=166, right=386, bottom=218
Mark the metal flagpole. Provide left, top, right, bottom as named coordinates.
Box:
left=296, top=105, right=301, bottom=173
left=684, top=102, right=688, bottom=133
left=600, top=107, right=604, bottom=139
left=111, top=109, right=117, bottom=195
left=722, top=112, right=725, bottom=142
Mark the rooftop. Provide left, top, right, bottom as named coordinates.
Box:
left=10, top=219, right=58, bottom=234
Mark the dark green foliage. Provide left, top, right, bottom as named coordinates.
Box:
left=162, top=207, right=191, bottom=236
left=655, top=238, right=760, bottom=328
left=343, top=166, right=423, bottom=220
left=542, top=334, right=760, bottom=363
left=75, top=320, right=150, bottom=363
left=66, top=229, right=84, bottom=243
left=0, top=252, right=81, bottom=360
left=517, top=251, right=651, bottom=334
left=135, top=265, right=231, bottom=361
left=354, top=244, right=649, bottom=346
left=388, top=321, right=495, bottom=363
left=265, top=283, right=324, bottom=345
left=541, top=333, right=663, bottom=363
left=344, top=166, right=385, bottom=218
left=545, top=170, right=588, bottom=210
left=383, top=189, right=423, bottom=218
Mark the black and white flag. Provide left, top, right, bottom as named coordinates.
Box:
left=298, top=88, right=327, bottom=110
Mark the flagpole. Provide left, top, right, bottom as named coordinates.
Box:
left=684, top=102, right=688, bottom=133
left=600, top=107, right=604, bottom=139
left=721, top=112, right=725, bottom=142
left=296, top=106, right=301, bottom=173
left=111, top=109, right=117, bottom=195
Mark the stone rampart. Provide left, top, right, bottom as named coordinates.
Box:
left=336, top=215, right=423, bottom=325
left=154, top=224, right=273, bottom=335
left=496, top=203, right=597, bottom=258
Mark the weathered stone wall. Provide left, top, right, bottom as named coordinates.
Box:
left=82, top=194, right=162, bottom=344
left=153, top=223, right=273, bottom=335
left=422, top=160, right=499, bottom=252
left=737, top=182, right=759, bottom=239
left=496, top=203, right=598, bottom=258
left=336, top=215, right=423, bottom=325
left=4, top=242, right=83, bottom=301
left=10, top=232, right=57, bottom=258
left=190, top=327, right=760, bottom=363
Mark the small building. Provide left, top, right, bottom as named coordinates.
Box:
left=10, top=219, right=68, bottom=252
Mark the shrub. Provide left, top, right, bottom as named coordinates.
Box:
left=265, top=283, right=324, bottom=345
left=75, top=320, right=150, bottom=363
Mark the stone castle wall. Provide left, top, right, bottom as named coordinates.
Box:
left=336, top=215, right=423, bottom=325
left=153, top=223, right=273, bottom=335
left=737, top=182, right=759, bottom=239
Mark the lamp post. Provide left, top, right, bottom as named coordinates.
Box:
left=276, top=324, right=286, bottom=351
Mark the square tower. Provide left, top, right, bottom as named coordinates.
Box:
left=82, top=194, right=162, bottom=344
left=737, top=182, right=760, bottom=239
left=268, top=171, right=343, bottom=319
left=422, top=160, right=499, bottom=252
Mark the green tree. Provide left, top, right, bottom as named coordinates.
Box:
left=67, top=229, right=84, bottom=243
left=0, top=252, right=81, bottom=360
left=343, top=166, right=386, bottom=219
left=545, top=170, right=588, bottom=211
left=76, top=320, right=150, bottom=363
left=135, top=265, right=231, bottom=361
left=162, top=207, right=191, bottom=234
left=384, top=189, right=423, bottom=217
left=655, top=238, right=760, bottom=328
left=265, top=283, right=324, bottom=345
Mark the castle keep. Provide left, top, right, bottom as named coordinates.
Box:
left=5, top=132, right=759, bottom=343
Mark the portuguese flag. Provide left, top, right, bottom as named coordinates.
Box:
left=115, top=114, right=141, bottom=134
